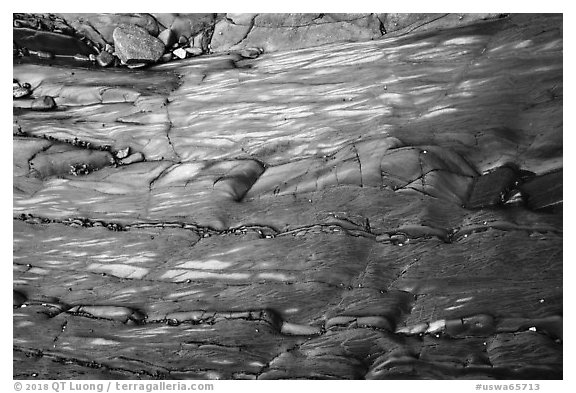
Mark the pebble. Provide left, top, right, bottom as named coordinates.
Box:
left=238, top=47, right=263, bottom=59
left=185, top=47, right=203, bottom=56
left=280, top=322, right=322, bottom=336
left=178, top=36, right=189, bottom=45
left=390, top=233, right=408, bottom=245
left=96, top=51, right=114, bottom=67
left=115, top=147, right=130, bottom=159
left=161, top=53, right=173, bottom=62
left=120, top=152, right=144, bottom=165
left=173, top=48, right=188, bottom=59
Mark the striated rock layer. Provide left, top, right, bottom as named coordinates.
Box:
left=13, top=13, right=562, bottom=379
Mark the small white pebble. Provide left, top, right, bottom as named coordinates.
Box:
left=529, top=327, right=537, bottom=332
left=422, top=150, right=427, bottom=154
left=539, top=299, right=545, bottom=303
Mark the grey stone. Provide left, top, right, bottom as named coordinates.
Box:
left=113, top=25, right=165, bottom=64
left=185, top=47, right=203, bottom=56
left=96, top=50, right=115, bottom=67
left=120, top=152, right=145, bottom=165
left=238, top=47, right=262, bottom=59
left=158, top=28, right=177, bottom=48
left=173, top=47, right=187, bottom=59
left=30, top=96, right=56, bottom=111
left=115, top=147, right=130, bottom=160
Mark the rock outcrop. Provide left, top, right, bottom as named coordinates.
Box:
left=14, top=13, right=511, bottom=68
left=13, top=13, right=562, bottom=380
left=13, top=27, right=95, bottom=56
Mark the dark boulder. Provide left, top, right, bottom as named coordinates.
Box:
left=13, top=27, right=95, bottom=56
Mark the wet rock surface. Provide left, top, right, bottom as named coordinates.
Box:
left=14, top=13, right=514, bottom=70
left=13, top=13, right=562, bottom=379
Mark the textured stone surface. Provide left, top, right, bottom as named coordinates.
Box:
left=14, top=13, right=516, bottom=60
left=13, top=13, right=562, bottom=380
left=113, top=25, right=165, bottom=64
left=229, top=14, right=384, bottom=52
